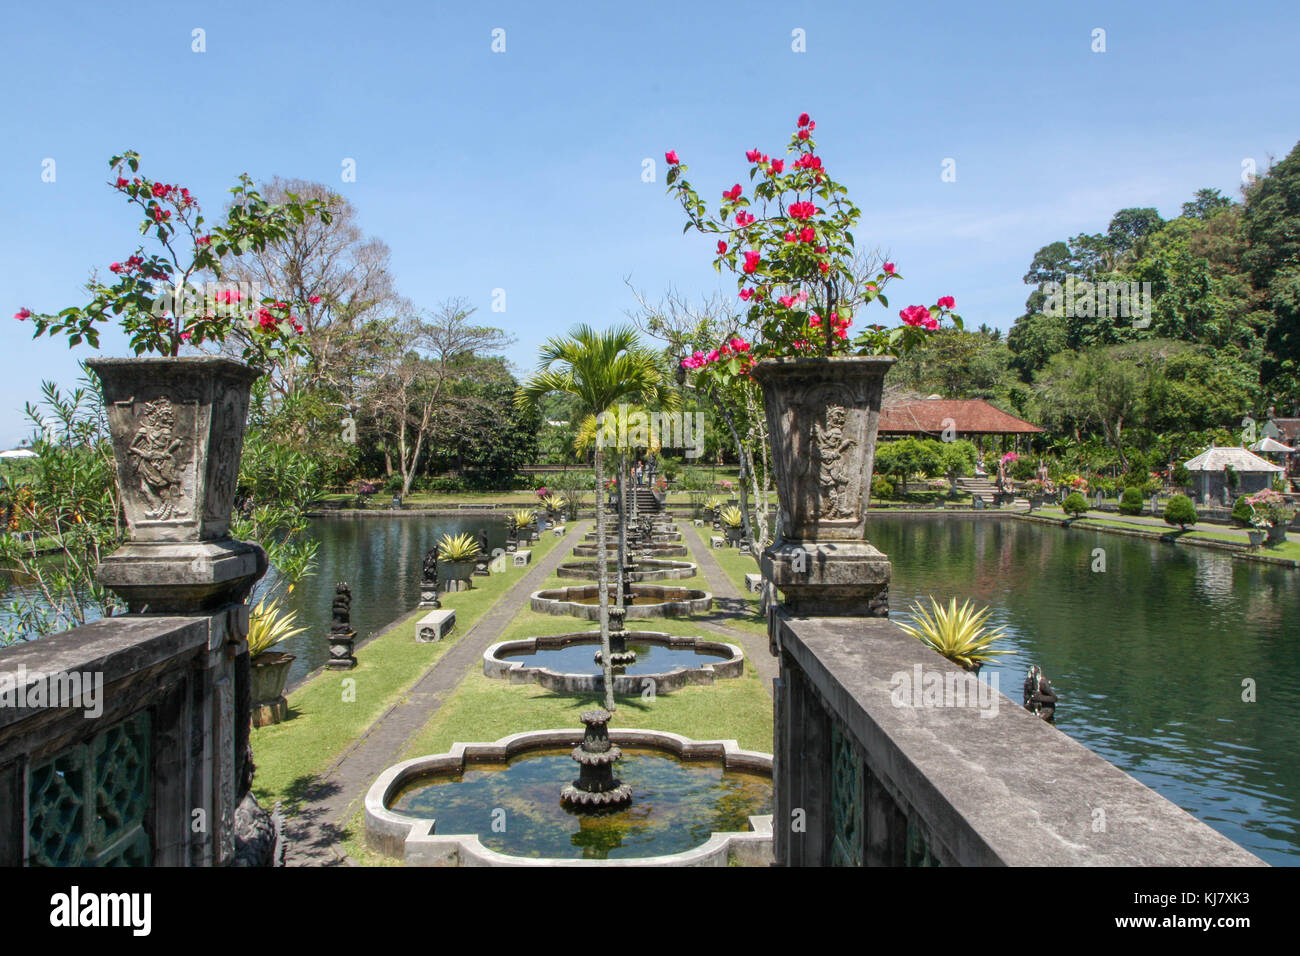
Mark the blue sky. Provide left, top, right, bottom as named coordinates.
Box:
left=1, top=0, right=1297, bottom=444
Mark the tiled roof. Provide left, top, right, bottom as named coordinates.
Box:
left=1183, top=446, right=1283, bottom=473
left=878, top=398, right=1044, bottom=435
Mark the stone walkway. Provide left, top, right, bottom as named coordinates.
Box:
left=677, top=520, right=779, bottom=697
left=283, top=521, right=591, bottom=866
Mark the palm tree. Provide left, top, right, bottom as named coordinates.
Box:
left=516, top=325, right=679, bottom=711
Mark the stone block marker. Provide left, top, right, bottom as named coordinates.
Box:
left=552, top=525, right=566, bottom=536
left=711, top=535, right=725, bottom=549
left=693, top=519, right=705, bottom=527
left=512, top=549, right=533, bottom=567
left=416, top=608, right=456, bottom=643
left=744, top=572, right=762, bottom=593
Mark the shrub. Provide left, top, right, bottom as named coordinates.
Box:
left=1010, top=456, right=1038, bottom=481
left=1062, top=492, right=1088, bottom=517
left=1119, top=486, right=1145, bottom=515
left=1163, top=494, right=1197, bottom=530
left=1231, top=495, right=1256, bottom=527
left=383, top=473, right=403, bottom=494
left=871, top=474, right=895, bottom=500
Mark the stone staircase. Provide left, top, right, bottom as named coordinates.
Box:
left=621, top=487, right=663, bottom=514
left=956, top=477, right=998, bottom=506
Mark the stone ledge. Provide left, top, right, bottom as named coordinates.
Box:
left=773, top=613, right=1265, bottom=867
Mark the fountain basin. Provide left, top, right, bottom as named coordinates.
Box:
left=364, top=730, right=773, bottom=866
left=585, top=530, right=682, bottom=543
left=572, top=543, right=688, bottom=559
left=484, top=631, right=743, bottom=693
left=530, top=584, right=712, bottom=619
left=556, top=558, right=697, bottom=581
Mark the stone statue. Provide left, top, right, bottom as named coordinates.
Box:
left=328, top=582, right=356, bottom=670
left=477, top=528, right=490, bottom=555
left=420, top=548, right=441, bottom=608
left=1023, top=664, right=1058, bottom=722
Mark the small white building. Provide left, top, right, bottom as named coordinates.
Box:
left=1183, top=445, right=1282, bottom=504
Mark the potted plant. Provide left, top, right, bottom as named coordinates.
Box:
left=512, top=508, right=538, bottom=542
left=1244, top=489, right=1296, bottom=545
left=247, top=592, right=307, bottom=727
left=719, top=505, right=745, bottom=546
left=437, top=531, right=481, bottom=588
left=1023, top=478, right=1046, bottom=510
left=15, top=151, right=329, bottom=610
left=896, top=597, right=1008, bottom=674
left=668, top=113, right=959, bottom=614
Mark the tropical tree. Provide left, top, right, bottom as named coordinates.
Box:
left=515, top=325, right=679, bottom=711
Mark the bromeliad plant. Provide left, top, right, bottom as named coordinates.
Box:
left=896, top=597, right=1009, bottom=672
left=718, top=505, right=745, bottom=528
left=511, top=508, right=538, bottom=529
left=436, top=532, right=481, bottom=563
left=666, top=113, right=961, bottom=382
left=246, top=592, right=308, bottom=659
left=15, top=151, right=331, bottom=364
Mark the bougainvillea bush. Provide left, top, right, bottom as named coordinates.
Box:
left=666, top=113, right=961, bottom=384
left=15, top=151, right=330, bottom=364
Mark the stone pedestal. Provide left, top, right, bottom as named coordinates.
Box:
left=418, top=577, right=441, bottom=608
left=761, top=541, right=889, bottom=618
left=98, top=539, right=267, bottom=614
left=328, top=627, right=356, bottom=669
left=416, top=608, right=456, bottom=643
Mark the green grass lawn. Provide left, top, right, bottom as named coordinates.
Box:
left=1032, top=507, right=1300, bottom=561
left=249, top=528, right=566, bottom=811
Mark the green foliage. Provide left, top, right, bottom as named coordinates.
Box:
left=871, top=474, right=895, bottom=500
left=1163, top=494, right=1197, bottom=530
left=896, top=597, right=1009, bottom=671
left=1119, top=485, right=1146, bottom=515
left=247, top=592, right=308, bottom=658
left=718, top=505, right=744, bottom=528
left=1062, top=492, right=1088, bottom=517
left=436, top=532, right=480, bottom=562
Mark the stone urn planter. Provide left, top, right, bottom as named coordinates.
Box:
left=87, top=356, right=267, bottom=612
left=1247, top=529, right=1267, bottom=549
left=1266, top=523, right=1288, bottom=546
left=724, top=524, right=743, bottom=547
left=250, top=651, right=296, bottom=727
left=751, top=356, right=894, bottom=616
left=441, top=559, right=476, bottom=591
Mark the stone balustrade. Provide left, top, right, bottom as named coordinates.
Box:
left=770, top=613, right=1265, bottom=867
left=0, top=609, right=252, bottom=866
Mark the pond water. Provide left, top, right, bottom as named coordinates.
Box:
left=0, top=513, right=511, bottom=685
left=867, top=515, right=1300, bottom=866
left=390, top=747, right=772, bottom=860
left=269, top=514, right=512, bottom=682
left=497, top=640, right=730, bottom=676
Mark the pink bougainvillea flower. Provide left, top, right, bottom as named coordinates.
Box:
left=797, top=112, right=811, bottom=127
left=706, top=349, right=720, bottom=362
left=739, top=288, right=754, bottom=301
left=745, top=148, right=762, bottom=162
left=665, top=150, right=680, bottom=165
left=818, top=261, right=830, bottom=273
left=883, top=262, right=896, bottom=274
left=716, top=240, right=728, bottom=255
left=937, top=295, right=955, bottom=309
left=784, top=232, right=797, bottom=243
left=778, top=295, right=795, bottom=308
left=809, top=313, right=822, bottom=327
left=798, top=129, right=811, bottom=140
left=109, top=262, right=122, bottom=274
left=735, top=210, right=755, bottom=227
left=900, top=304, right=930, bottom=327
left=723, top=184, right=743, bottom=201
left=815, top=245, right=827, bottom=254
left=196, top=235, right=210, bottom=246
left=865, top=282, right=878, bottom=292
left=789, top=201, right=818, bottom=220
left=769, top=159, right=784, bottom=174
left=800, top=226, right=815, bottom=243
left=308, top=295, right=322, bottom=304
left=115, top=177, right=129, bottom=188
left=923, top=315, right=939, bottom=330
left=14, top=307, right=31, bottom=320
left=743, top=250, right=761, bottom=274
left=180, top=330, right=192, bottom=341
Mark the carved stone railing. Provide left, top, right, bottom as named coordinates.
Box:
left=770, top=613, right=1265, bottom=867
left=0, top=608, right=250, bottom=866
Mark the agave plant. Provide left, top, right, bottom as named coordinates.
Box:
left=718, top=505, right=745, bottom=528
left=896, top=597, right=1008, bottom=672
left=511, top=508, right=537, bottom=529
left=247, top=592, right=308, bottom=659
left=542, top=494, right=567, bottom=513
left=437, top=531, right=481, bottom=563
